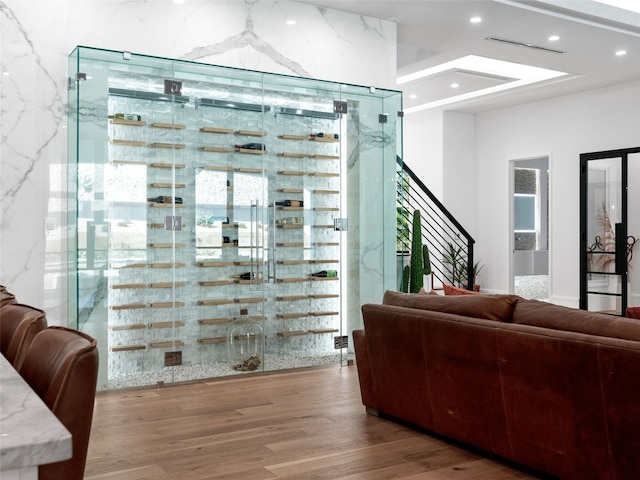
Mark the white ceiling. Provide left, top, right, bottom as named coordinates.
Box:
left=296, top=0, right=640, bottom=113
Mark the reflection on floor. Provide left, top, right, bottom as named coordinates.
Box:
left=515, top=275, right=549, bottom=300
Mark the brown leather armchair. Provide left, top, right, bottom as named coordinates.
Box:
left=0, top=303, right=47, bottom=370
left=0, top=289, right=16, bottom=307
left=19, top=326, right=99, bottom=480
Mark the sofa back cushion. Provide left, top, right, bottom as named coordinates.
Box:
left=382, top=290, right=520, bottom=322
left=513, top=299, right=640, bottom=341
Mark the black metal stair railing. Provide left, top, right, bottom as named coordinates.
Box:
left=397, top=158, right=476, bottom=291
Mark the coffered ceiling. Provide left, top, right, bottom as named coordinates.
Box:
left=297, top=0, right=640, bottom=113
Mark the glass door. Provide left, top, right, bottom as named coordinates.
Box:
left=580, top=147, right=640, bottom=315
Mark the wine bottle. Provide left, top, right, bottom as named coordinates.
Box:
left=310, top=270, right=337, bottom=278
left=234, top=142, right=265, bottom=150
left=310, top=132, right=339, bottom=139
left=112, top=113, right=142, bottom=121
left=275, top=199, right=303, bottom=207
left=233, top=272, right=263, bottom=280
left=148, top=196, right=183, bottom=204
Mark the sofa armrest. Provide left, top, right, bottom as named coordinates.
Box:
left=352, top=329, right=377, bottom=411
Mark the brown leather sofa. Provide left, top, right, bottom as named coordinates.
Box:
left=353, top=291, right=640, bottom=480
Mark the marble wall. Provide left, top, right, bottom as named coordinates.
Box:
left=0, top=0, right=396, bottom=324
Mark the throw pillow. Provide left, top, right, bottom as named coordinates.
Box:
left=443, top=284, right=479, bottom=296
left=382, top=290, right=520, bottom=322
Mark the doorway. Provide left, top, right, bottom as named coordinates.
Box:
left=580, top=147, right=640, bottom=316
left=510, top=157, right=550, bottom=299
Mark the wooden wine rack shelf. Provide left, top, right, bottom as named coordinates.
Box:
left=200, top=127, right=233, bottom=134
left=235, top=130, right=267, bottom=137
left=150, top=282, right=186, bottom=288
left=201, top=165, right=233, bottom=172
left=149, top=203, right=185, bottom=208
left=199, top=280, right=234, bottom=287
left=151, top=122, right=185, bottom=129
left=149, top=301, right=185, bottom=309
left=278, top=188, right=304, bottom=193
left=198, top=337, right=227, bottom=344
left=148, top=243, right=186, bottom=248
left=313, top=190, right=339, bottom=195
left=277, top=331, right=308, bottom=338
left=199, top=146, right=235, bottom=153
left=310, top=328, right=339, bottom=334
left=277, top=312, right=308, bottom=319
left=150, top=341, right=185, bottom=349
left=149, top=262, right=186, bottom=268
left=309, top=276, right=339, bottom=281
left=276, top=242, right=304, bottom=247
left=110, top=304, right=146, bottom=311
left=150, top=162, right=186, bottom=169
left=309, top=311, right=339, bottom=316
left=310, top=293, right=339, bottom=299
left=236, top=148, right=266, bottom=155
left=198, top=317, right=233, bottom=325
left=150, top=142, right=186, bottom=149
left=110, top=283, right=145, bottom=290
left=111, top=160, right=147, bottom=166
left=149, top=321, right=185, bottom=329
left=110, top=118, right=146, bottom=126
left=110, top=323, right=146, bottom=331
left=276, top=295, right=309, bottom=301
left=277, top=278, right=309, bottom=283
left=198, top=299, right=234, bottom=306
left=150, top=182, right=186, bottom=188
left=234, top=297, right=265, bottom=304
left=110, top=344, right=146, bottom=352
left=111, top=139, right=146, bottom=147
left=278, top=134, right=308, bottom=140
left=197, top=261, right=235, bottom=267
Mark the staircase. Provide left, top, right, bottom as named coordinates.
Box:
left=397, top=158, right=476, bottom=291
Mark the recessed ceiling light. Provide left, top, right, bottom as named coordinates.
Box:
left=548, top=35, right=560, bottom=41
left=2, top=71, right=10, bottom=76
left=173, top=0, right=184, bottom=4
left=615, top=50, right=627, bottom=56
left=470, top=17, right=482, bottom=23
left=409, top=94, right=417, bottom=99
left=451, top=83, right=460, bottom=88
left=286, top=19, right=296, bottom=25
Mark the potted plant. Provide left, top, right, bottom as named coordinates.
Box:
left=399, top=209, right=432, bottom=293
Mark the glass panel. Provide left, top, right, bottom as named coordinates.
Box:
left=586, top=156, right=623, bottom=314
left=69, top=46, right=401, bottom=389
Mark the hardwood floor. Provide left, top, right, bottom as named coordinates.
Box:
left=85, top=365, right=546, bottom=479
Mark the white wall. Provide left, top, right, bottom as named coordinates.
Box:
left=0, top=0, right=396, bottom=323
left=402, top=110, right=443, bottom=200
left=403, top=81, right=640, bottom=304
left=475, top=81, right=640, bottom=305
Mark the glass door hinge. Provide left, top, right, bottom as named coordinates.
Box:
left=164, top=215, right=183, bottom=231
left=334, top=218, right=348, bottom=231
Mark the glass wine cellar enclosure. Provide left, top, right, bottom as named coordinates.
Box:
left=68, top=46, right=402, bottom=390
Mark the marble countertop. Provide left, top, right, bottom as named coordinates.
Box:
left=0, top=354, right=72, bottom=470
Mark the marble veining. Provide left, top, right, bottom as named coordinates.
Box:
left=0, top=355, right=71, bottom=470
left=0, top=0, right=397, bottom=326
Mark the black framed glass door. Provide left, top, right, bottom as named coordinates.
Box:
left=580, top=147, right=640, bottom=316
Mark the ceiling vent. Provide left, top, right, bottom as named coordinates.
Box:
left=486, top=36, right=566, bottom=54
